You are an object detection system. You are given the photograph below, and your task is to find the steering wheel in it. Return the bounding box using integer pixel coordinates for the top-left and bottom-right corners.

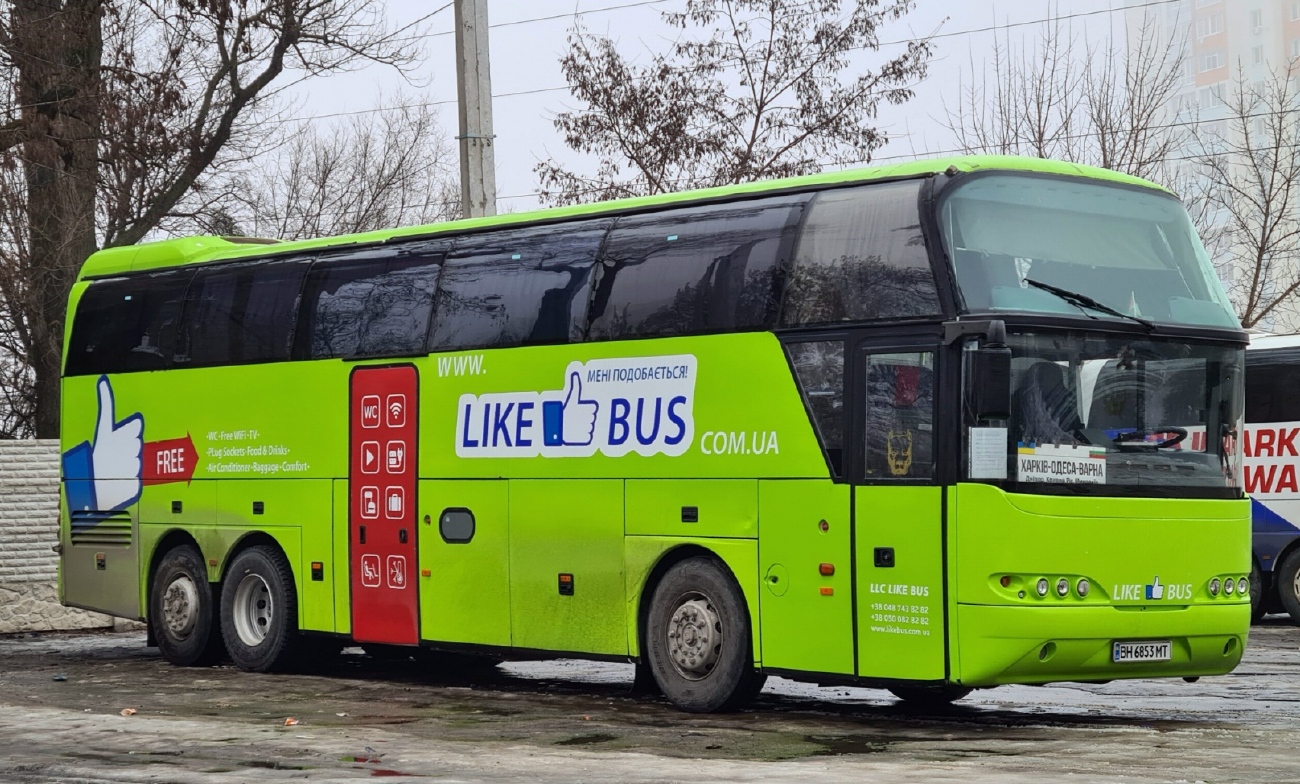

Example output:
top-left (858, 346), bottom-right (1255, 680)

top-left (1112, 426), bottom-right (1188, 449)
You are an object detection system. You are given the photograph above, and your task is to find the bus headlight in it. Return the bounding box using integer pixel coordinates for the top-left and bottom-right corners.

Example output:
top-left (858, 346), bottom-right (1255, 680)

top-left (1036, 578), bottom-right (1049, 597)
top-left (1238, 577), bottom-right (1249, 596)
top-left (1056, 578), bottom-right (1070, 597)
top-left (1209, 578), bottom-right (1220, 596)
top-left (1224, 577), bottom-right (1235, 595)
top-left (1076, 578), bottom-right (1090, 597)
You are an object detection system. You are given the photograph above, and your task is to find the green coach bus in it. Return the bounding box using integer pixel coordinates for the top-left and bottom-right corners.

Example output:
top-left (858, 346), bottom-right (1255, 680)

top-left (59, 155), bottom-right (1249, 710)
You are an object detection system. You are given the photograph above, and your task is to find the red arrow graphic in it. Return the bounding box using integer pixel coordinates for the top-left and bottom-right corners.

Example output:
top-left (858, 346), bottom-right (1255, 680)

top-left (143, 433), bottom-right (199, 485)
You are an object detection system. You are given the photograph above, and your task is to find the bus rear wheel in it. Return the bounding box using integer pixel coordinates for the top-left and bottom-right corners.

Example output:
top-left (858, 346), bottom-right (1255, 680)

top-left (645, 556), bottom-right (760, 713)
top-left (220, 545), bottom-right (300, 672)
top-left (149, 545), bottom-right (223, 666)
top-left (1276, 548), bottom-right (1300, 626)
top-left (888, 685), bottom-right (973, 706)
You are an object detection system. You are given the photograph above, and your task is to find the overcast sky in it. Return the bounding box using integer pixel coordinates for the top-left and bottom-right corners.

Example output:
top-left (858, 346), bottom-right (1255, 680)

top-left (285, 0), bottom-right (1126, 212)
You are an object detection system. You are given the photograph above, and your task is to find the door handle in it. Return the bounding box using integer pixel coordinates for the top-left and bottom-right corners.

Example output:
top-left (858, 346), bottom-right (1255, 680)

top-left (359, 525), bottom-right (367, 545)
top-left (399, 529), bottom-right (408, 544)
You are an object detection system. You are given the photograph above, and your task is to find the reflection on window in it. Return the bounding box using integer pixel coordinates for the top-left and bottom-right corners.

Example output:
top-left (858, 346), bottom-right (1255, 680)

top-left (295, 250), bottom-right (441, 360)
top-left (176, 258), bottom-right (309, 367)
top-left (65, 271), bottom-right (194, 376)
top-left (787, 341), bottom-right (845, 476)
top-left (428, 221), bottom-right (610, 351)
top-left (589, 196), bottom-right (807, 340)
top-left (863, 352), bottom-right (934, 480)
top-left (783, 181), bottom-right (938, 326)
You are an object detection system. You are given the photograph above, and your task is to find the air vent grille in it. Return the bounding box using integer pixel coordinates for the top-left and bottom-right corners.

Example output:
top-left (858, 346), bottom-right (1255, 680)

top-left (69, 511), bottom-right (132, 547)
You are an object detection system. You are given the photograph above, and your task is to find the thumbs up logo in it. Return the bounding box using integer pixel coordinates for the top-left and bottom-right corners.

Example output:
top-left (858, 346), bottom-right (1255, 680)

top-left (1145, 576), bottom-right (1164, 600)
top-left (61, 376), bottom-right (144, 512)
top-left (542, 372), bottom-right (599, 447)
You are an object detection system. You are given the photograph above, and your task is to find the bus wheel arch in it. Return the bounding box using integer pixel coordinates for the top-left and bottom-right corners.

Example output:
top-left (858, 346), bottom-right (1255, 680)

top-left (146, 531), bottom-right (223, 666)
top-left (1273, 545), bottom-right (1300, 626)
top-left (218, 535), bottom-right (301, 672)
top-left (639, 549), bottom-right (764, 712)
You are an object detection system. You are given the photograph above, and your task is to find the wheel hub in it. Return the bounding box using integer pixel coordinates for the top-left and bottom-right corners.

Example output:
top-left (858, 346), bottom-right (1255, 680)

top-left (161, 575), bottom-right (200, 638)
top-left (232, 573), bottom-right (273, 646)
top-left (666, 596), bottom-right (722, 680)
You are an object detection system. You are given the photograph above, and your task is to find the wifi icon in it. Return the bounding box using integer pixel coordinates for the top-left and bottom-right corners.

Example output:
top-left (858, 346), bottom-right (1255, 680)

top-left (385, 394), bottom-right (406, 428)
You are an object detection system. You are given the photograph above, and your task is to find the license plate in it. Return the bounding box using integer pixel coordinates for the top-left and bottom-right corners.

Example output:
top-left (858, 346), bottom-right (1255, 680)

top-left (1112, 640), bottom-right (1172, 663)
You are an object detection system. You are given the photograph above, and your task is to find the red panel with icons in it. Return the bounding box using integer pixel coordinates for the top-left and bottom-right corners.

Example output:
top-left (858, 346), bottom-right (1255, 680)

top-left (349, 365), bottom-right (418, 645)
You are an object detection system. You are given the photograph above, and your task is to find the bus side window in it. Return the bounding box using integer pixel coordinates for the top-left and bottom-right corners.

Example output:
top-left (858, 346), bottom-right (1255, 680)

top-left (787, 340), bottom-right (845, 477)
top-left (782, 181), bottom-right (939, 326)
top-left (176, 258), bottom-right (310, 368)
top-left (862, 352), bottom-right (935, 480)
top-left (294, 251), bottom-right (441, 360)
top-left (1246, 359), bottom-right (1300, 423)
top-left (587, 195), bottom-right (807, 340)
top-left (65, 270), bottom-right (194, 376)
top-left (427, 220), bottom-right (610, 351)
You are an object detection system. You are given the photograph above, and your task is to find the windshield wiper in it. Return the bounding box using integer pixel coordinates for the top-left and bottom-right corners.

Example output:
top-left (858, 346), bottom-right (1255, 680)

top-left (1023, 279), bottom-right (1155, 331)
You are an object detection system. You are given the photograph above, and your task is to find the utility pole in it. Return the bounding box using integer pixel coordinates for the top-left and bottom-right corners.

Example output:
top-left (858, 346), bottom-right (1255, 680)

top-left (453, 0), bottom-right (498, 218)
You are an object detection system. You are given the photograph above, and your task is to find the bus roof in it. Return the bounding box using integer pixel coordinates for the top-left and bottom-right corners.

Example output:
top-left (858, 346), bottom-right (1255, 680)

top-left (78, 154), bottom-right (1165, 280)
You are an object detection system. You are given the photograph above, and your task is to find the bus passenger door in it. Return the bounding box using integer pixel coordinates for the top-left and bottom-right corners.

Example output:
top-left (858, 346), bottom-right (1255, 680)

top-left (348, 365), bottom-right (419, 645)
top-left (852, 346), bottom-right (946, 682)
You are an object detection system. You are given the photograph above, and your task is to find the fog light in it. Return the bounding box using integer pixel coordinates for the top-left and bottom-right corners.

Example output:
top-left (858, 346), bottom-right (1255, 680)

top-left (1036, 578), bottom-right (1049, 597)
top-left (1238, 577), bottom-right (1249, 596)
top-left (1076, 578), bottom-right (1090, 598)
top-left (1056, 577), bottom-right (1070, 597)
top-left (1209, 578), bottom-right (1220, 596)
top-left (1224, 577), bottom-right (1235, 595)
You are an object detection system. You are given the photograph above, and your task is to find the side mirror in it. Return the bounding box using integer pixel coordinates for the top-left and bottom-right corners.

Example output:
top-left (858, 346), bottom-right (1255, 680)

top-left (971, 321), bottom-right (1011, 421)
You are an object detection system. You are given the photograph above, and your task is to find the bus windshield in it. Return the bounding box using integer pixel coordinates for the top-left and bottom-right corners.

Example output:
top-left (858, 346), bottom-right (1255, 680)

top-left (940, 174), bottom-right (1238, 329)
top-left (969, 331), bottom-right (1244, 495)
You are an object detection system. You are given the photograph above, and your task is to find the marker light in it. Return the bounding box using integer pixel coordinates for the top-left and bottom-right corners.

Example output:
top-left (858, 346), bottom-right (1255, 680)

top-left (1036, 578), bottom-right (1049, 597)
top-left (1209, 578), bottom-right (1220, 596)
top-left (1224, 577), bottom-right (1235, 595)
top-left (1238, 577), bottom-right (1249, 596)
top-left (1076, 578), bottom-right (1090, 598)
top-left (1056, 578), bottom-right (1070, 597)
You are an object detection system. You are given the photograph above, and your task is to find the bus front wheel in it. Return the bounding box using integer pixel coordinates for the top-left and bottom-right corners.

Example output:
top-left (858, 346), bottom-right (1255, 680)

top-left (220, 545), bottom-right (300, 672)
top-left (645, 556), bottom-right (760, 713)
top-left (1250, 559), bottom-right (1267, 624)
top-left (149, 545), bottom-right (223, 666)
top-left (1275, 548), bottom-right (1300, 626)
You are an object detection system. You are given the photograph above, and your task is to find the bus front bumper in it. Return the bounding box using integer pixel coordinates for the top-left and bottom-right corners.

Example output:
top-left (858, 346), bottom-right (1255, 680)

top-left (953, 603), bottom-right (1249, 686)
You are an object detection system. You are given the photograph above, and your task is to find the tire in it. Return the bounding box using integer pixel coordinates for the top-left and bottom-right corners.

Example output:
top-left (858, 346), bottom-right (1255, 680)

top-left (645, 556), bottom-right (760, 713)
top-left (1275, 548), bottom-right (1300, 626)
top-left (220, 545), bottom-right (300, 672)
top-left (148, 545), bottom-right (223, 666)
top-left (1250, 559), bottom-right (1267, 624)
top-left (888, 685), bottom-right (973, 706)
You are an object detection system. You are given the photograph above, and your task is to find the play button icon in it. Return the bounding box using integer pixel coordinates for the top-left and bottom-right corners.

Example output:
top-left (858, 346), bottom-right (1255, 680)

top-left (361, 441), bottom-right (380, 474)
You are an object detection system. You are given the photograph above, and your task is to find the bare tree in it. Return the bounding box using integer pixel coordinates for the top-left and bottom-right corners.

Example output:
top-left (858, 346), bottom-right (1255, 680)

top-left (1188, 66), bottom-right (1300, 330)
top-left (0, 0), bottom-right (427, 437)
top-left (537, 0), bottom-right (934, 206)
top-left (943, 11), bottom-right (1187, 181)
top-left (211, 100), bottom-right (460, 242)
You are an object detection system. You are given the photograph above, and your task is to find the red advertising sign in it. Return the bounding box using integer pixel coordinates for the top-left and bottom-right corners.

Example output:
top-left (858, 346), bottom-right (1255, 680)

top-left (349, 366), bottom-right (419, 645)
